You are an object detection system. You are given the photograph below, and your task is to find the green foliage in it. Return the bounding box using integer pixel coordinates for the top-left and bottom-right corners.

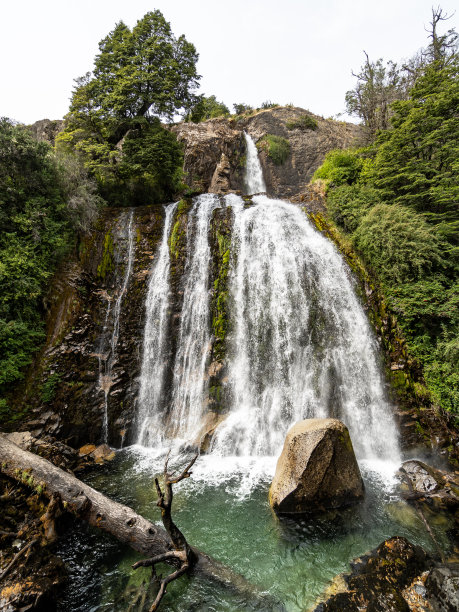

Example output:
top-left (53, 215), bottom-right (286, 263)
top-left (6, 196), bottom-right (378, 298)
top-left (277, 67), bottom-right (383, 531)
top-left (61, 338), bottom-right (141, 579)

top-left (286, 114), bottom-right (318, 131)
top-left (313, 149), bottom-right (364, 186)
top-left (58, 10), bottom-right (199, 205)
top-left (186, 96), bottom-right (230, 122)
top-left (327, 185), bottom-right (381, 232)
top-left (257, 134), bottom-right (290, 165)
top-left (354, 204), bottom-right (447, 284)
top-left (0, 119), bottom-right (100, 408)
top-left (40, 372), bottom-right (62, 403)
top-left (233, 103), bottom-right (253, 115)
top-left (260, 101), bottom-right (279, 109)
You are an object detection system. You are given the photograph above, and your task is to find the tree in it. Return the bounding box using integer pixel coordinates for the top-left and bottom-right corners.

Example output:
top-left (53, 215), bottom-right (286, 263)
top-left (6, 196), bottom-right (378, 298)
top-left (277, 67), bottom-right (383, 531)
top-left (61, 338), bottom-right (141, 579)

top-left (425, 6), bottom-right (458, 67)
top-left (58, 10), bottom-right (200, 204)
top-left (185, 95), bottom-right (230, 122)
top-left (370, 60), bottom-right (459, 242)
top-left (345, 52), bottom-right (405, 137)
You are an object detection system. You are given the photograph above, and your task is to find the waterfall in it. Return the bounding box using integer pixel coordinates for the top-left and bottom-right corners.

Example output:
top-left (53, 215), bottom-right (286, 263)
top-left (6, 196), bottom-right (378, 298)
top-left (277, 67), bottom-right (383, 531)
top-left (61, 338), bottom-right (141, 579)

top-left (212, 195), bottom-right (400, 464)
top-left (137, 202), bottom-right (178, 446)
top-left (244, 131), bottom-right (266, 194)
top-left (209, 135), bottom-right (400, 468)
top-left (168, 194), bottom-right (219, 442)
top-left (98, 210), bottom-right (135, 443)
top-left (137, 195), bottom-right (219, 448)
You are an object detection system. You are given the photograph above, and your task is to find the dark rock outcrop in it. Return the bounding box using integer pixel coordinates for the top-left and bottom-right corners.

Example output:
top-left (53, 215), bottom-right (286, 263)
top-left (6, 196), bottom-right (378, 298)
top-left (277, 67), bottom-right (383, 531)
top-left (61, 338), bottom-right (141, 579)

top-left (269, 418), bottom-right (364, 514)
top-left (27, 118), bottom-right (63, 145)
top-left (314, 537), bottom-right (433, 611)
top-left (426, 564), bottom-right (459, 611)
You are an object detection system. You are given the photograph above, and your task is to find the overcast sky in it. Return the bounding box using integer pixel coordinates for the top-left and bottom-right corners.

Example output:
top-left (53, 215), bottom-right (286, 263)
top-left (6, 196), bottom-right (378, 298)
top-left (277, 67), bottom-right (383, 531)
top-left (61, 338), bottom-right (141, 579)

top-left (2, 0), bottom-right (458, 125)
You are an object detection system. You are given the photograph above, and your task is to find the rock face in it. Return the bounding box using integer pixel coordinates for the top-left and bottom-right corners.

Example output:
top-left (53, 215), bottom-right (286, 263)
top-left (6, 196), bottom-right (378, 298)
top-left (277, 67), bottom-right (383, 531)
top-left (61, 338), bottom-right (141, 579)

top-left (172, 107), bottom-right (363, 199)
top-left (269, 418), bottom-right (364, 514)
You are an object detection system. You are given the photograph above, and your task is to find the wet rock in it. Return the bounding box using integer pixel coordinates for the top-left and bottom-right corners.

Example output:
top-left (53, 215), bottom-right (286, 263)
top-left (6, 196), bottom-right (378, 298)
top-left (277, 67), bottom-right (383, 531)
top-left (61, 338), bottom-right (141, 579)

top-left (269, 418), bottom-right (364, 514)
top-left (194, 412), bottom-right (227, 453)
top-left (91, 444), bottom-right (116, 463)
top-left (401, 460), bottom-right (442, 494)
top-left (398, 460), bottom-right (459, 512)
top-left (426, 564), bottom-right (459, 611)
top-left (314, 537), bottom-right (433, 611)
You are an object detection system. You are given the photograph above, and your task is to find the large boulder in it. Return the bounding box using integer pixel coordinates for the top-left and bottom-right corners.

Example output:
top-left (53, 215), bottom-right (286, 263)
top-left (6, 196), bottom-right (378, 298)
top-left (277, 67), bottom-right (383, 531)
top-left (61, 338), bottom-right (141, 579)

top-left (269, 418), bottom-right (364, 514)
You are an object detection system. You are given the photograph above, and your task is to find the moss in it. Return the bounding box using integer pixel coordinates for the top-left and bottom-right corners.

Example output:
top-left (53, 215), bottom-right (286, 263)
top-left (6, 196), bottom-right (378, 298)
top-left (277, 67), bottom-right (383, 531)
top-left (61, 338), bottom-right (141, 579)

top-left (212, 229), bottom-right (231, 361)
top-left (97, 230), bottom-right (114, 279)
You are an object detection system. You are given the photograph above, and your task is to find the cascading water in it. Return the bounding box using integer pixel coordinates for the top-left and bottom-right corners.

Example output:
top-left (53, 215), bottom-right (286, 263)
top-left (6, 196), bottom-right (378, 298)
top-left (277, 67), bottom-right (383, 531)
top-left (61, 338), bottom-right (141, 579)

top-left (244, 131), bottom-right (266, 194)
top-left (137, 194), bottom-right (219, 448)
top-left (136, 202), bottom-right (178, 446)
top-left (210, 135), bottom-right (400, 476)
top-left (168, 194), bottom-right (219, 441)
top-left (98, 210), bottom-right (135, 443)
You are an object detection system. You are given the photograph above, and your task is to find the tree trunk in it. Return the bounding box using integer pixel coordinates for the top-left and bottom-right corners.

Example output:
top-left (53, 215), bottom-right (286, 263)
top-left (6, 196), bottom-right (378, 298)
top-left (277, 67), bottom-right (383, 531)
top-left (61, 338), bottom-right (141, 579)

top-left (0, 434), bottom-right (280, 609)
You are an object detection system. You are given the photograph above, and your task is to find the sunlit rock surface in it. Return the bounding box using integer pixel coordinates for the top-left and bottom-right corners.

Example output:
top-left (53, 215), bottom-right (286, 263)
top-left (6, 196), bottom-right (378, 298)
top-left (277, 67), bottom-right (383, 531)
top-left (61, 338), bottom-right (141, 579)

top-left (269, 418), bottom-right (364, 514)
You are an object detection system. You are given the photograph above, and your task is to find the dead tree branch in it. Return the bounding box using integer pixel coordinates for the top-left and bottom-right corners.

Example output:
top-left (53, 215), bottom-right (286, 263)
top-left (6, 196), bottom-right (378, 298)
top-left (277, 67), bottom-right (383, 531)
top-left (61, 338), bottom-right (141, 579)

top-left (132, 452), bottom-right (199, 612)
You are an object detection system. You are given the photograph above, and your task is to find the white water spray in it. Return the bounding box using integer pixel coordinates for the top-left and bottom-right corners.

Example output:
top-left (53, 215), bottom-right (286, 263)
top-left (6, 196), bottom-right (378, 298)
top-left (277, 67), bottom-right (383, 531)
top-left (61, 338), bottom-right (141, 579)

top-left (137, 202), bottom-right (178, 446)
top-left (167, 194), bottom-right (220, 442)
top-left (244, 132), bottom-right (266, 194)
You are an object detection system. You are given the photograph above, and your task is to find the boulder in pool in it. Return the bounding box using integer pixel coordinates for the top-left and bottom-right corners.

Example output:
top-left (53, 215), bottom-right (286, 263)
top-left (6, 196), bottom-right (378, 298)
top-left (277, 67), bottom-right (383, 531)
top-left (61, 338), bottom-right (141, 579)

top-left (269, 418), bottom-right (364, 514)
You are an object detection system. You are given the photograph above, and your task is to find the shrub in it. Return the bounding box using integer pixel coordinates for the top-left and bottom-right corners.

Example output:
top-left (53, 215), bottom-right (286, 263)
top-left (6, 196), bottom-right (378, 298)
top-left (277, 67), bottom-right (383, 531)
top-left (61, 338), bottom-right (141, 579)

top-left (327, 185), bottom-right (381, 233)
top-left (233, 103), bottom-right (253, 115)
top-left (260, 101), bottom-right (279, 109)
top-left (353, 204), bottom-right (447, 284)
top-left (286, 114), bottom-right (318, 131)
top-left (257, 134), bottom-right (290, 165)
top-left (313, 149), bottom-right (364, 186)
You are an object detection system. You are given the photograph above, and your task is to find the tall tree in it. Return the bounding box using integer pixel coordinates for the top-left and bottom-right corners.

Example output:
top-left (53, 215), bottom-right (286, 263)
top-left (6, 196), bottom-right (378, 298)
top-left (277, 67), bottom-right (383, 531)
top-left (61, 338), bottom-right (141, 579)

top-left (58, 10), bottom-right (200, 205)
top-left (345, 52), bottom-right (404, 138)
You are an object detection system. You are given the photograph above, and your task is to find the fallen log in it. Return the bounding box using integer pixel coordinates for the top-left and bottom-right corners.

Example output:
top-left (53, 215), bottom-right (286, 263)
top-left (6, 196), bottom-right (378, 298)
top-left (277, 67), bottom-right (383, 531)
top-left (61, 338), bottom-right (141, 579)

top-left (0, 434), bottom-right (282, 610)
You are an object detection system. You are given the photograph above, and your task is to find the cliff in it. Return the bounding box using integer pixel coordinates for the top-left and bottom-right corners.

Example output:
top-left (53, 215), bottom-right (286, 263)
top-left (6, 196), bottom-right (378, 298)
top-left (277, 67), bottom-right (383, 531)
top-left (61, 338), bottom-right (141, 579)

top-left (172, 106), bottom-right (363, 197)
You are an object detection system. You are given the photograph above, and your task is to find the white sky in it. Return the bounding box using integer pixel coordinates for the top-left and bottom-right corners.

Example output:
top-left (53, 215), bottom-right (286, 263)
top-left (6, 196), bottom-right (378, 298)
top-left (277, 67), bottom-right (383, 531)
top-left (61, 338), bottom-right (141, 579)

top-left (1, 0), bottom-right (458, 125)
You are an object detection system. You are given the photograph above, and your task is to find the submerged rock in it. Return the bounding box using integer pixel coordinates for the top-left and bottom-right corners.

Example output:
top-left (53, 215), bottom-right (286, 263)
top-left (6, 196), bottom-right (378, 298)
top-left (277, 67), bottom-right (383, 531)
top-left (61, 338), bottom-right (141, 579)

top-left (313, 537), bottom-right (433, 611)
top-left (269, 418), bottom-right (364, 514)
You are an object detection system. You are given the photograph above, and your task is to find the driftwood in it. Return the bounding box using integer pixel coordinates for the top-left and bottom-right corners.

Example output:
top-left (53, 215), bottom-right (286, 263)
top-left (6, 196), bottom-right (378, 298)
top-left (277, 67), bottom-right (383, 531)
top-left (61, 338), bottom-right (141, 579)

top-left (132, 452), bottom-right (199, 611)
top-left (0, 434), bottom-right (280, 610)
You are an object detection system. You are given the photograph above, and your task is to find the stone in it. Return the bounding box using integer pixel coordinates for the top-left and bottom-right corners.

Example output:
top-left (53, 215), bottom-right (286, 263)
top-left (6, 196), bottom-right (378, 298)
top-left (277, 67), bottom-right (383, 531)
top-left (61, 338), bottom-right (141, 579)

top-left (426, 564), bottom-right (459, 611)
top-left (209, 153), bottom-right (232, 193)
top-left (194, 412), bottom-right (227, 453)
top-left (400, 460), bottom-right (442, 494)
top-left (91, 444), bottom-right (116, 463)
top-left (313, 537), bottom-right (433, 611)
top-left (269, 418), bottom-right (364, 514)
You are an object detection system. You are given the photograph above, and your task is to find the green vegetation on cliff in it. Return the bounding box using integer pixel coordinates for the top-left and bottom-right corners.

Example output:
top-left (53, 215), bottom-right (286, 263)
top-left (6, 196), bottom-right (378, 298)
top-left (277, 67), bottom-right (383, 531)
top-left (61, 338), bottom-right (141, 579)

top-left (314, 46), bottom-right (459, 416)
top-left (0, 119), bottom-right (101, 413)
top-left (58, 10), bottom-right (200, 206)
top-left (257, 134), bottom-right (291, 165)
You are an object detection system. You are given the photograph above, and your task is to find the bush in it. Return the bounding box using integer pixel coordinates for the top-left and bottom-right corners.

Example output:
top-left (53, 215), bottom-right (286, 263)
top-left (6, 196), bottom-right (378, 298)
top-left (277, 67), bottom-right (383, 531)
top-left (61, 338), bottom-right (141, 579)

top-left (185, 95), bottom-right (230, 122)
top-left (257, 134), bottom-right (290, 165)
top-left (260, 101), bottom-right (279, 109)
top-left (327, 185), bottom-right (381, 232)
top-left (286, 114), bottom-right (318, 131)
top-left (353, 204), bottom-right (447, 284)
top-left (233, 103), bottom-right (253, 115)
top-left (313, 149), bottom-right (364, 186)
